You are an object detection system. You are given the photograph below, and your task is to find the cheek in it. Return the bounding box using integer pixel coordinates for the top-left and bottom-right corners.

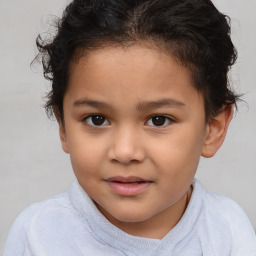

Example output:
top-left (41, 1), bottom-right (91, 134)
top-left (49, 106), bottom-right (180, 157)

top-left (150, 126), bottom-right (205, 172)
top-left (69, 143), bottom-right (104, 194)
top-left (68, 135), bottom-right (106, 176)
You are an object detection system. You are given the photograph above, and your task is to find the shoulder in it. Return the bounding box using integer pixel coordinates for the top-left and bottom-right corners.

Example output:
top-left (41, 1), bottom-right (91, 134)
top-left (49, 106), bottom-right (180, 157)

top-left (193, 179), bottom-right (251, 223)
top-left (202, 186), bottom-right (252, 229)
top-left (12, 192), bottom-right (73, 228)
top-left (4, 192), bottom-right (80, 255)
top-left (193, 180), bottom-right (256, 255)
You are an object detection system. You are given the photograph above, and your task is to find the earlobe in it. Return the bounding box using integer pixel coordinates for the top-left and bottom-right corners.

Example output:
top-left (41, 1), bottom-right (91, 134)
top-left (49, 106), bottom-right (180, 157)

top-left (201, 106), bottom-right (233, 158)
top-left (54, 108), bottom-right (70, 154)
top-left (59, 124), bottom-right (70, 154)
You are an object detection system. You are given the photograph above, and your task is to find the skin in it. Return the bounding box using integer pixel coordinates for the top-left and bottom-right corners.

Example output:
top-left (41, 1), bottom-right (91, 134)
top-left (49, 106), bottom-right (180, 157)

top-left (57, 45), bottom-right (232, 239)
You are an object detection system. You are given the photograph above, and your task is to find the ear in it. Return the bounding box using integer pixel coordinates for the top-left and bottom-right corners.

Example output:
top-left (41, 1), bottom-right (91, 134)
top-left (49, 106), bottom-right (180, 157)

top-left (54, 108), bottom-right (70, 154)
top-left (201, 106), bottom-right (233, 158)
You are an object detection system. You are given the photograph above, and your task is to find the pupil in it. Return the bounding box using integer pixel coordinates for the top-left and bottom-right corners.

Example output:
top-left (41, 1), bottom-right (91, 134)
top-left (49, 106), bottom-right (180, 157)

top-left (152, 116), bottom-right (165, 126)
top-left (92, 115), bottom-right (105, 125)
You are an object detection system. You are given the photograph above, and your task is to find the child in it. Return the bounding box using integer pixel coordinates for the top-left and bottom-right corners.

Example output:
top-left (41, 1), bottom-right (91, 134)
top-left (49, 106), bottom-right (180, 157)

top-left (4, 0), bottom-right (256, 255)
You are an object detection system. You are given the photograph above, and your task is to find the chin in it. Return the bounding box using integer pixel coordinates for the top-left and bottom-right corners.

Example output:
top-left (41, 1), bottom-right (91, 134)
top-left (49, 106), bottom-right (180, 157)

top-left (96, 200), bottom-right (155, 223)
top-left (110, 209), bottom-right (153, 223)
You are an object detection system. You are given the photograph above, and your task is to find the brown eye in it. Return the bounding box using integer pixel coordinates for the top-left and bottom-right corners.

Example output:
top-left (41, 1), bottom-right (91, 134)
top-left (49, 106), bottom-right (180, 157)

top-left (84, 115), bottom-right (110, 126)
top-left (152, 116), bottom-right (166, 126)
top-left (146, 115), bottom-right (173, 127)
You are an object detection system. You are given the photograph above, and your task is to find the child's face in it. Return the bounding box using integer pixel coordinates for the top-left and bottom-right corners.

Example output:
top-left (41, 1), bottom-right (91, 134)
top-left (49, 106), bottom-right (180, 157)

top-left (60, 45), bottom-right (211, 235)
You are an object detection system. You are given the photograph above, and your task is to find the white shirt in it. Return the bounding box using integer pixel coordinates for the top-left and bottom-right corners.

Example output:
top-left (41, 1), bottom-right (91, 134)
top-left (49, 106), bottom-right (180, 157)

top-left (4, 179), bottom-right (256, 256)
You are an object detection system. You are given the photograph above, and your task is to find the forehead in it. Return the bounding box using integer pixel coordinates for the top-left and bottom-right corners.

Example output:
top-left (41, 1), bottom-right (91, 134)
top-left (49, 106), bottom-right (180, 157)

top-left (66, 45), bottom-right (202, 110)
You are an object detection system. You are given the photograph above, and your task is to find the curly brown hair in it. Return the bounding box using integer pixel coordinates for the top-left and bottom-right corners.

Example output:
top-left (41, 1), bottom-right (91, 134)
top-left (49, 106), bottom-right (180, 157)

top-left (36, 0), bottom-right (239, 123)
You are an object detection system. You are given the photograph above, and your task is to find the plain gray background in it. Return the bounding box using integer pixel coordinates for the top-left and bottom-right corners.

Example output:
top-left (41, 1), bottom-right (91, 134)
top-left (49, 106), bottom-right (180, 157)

top-left (0, 0), bottom-right (255, 253)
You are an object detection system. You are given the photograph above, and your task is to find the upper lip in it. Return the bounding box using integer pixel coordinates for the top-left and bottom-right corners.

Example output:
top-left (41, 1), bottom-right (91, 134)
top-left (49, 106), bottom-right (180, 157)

top-left (105, 176), bottom-right (150, 183)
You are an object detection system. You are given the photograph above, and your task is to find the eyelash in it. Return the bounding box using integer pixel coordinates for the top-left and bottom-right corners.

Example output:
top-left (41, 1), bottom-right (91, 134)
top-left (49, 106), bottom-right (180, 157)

top-left (82, 114), bottom-right (110, 127)
top-left (83, 114), bottom-right (175, 128)
top-left (145, 115), bottom-right (174, 127)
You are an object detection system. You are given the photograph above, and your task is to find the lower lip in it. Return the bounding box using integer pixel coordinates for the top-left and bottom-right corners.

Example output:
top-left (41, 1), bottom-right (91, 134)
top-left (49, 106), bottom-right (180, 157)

top-left (107, 181), bottom-right (152, 196)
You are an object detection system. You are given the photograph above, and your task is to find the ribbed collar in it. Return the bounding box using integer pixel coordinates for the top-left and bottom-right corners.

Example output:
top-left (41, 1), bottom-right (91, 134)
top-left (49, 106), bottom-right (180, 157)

top-left (68, 179), bottom-right (205, 255)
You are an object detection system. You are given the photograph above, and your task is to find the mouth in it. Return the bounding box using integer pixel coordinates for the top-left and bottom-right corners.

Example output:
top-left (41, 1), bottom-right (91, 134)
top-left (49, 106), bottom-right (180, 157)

top-left (105, 176), bottom-right (153, 196)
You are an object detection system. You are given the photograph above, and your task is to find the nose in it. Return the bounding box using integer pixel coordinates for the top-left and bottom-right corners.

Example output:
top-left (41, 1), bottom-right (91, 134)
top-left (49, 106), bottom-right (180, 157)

top-left (107, 126), bottom-right (146, 165)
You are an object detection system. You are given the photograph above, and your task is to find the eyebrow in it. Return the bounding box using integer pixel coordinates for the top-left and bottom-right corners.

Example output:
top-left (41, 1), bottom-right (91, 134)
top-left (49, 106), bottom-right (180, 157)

top-left (73, 98), bottom-right (113, 110)
top-left (73, 98), bottom-right (185, 111)
top-left (136, 98), bottom-right (185, 111)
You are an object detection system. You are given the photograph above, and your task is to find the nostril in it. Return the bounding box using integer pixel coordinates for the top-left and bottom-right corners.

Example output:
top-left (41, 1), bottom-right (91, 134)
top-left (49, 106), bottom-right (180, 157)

top-left (110, 158), bottom-right (140, 165)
